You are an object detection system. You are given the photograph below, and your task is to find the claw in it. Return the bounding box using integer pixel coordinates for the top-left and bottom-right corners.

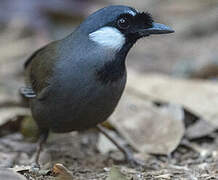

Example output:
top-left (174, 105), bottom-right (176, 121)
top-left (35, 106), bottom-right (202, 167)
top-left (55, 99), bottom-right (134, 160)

top-left (29, 162), bottom-right (40, 174)
top-left (124, 151), bottom-right (145, 168)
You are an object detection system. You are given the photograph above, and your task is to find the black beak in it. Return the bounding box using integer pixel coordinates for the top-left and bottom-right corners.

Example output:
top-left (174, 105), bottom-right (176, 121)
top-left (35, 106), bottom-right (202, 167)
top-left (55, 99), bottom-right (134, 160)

top-left (139, 22), bottom-right (174, 36)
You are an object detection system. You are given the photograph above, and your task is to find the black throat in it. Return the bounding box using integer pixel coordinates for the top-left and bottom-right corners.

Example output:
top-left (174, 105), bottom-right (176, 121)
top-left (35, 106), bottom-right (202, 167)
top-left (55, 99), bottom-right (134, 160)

top-left (96, 41), bottom-right (135, 84)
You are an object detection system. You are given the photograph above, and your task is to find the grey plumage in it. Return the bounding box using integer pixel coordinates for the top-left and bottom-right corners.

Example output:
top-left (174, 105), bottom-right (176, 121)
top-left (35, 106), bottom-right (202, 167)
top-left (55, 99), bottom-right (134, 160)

top-left (21, 5), bottom-right (174, 165)
top-left (24, 6), bottom-right (134, 132)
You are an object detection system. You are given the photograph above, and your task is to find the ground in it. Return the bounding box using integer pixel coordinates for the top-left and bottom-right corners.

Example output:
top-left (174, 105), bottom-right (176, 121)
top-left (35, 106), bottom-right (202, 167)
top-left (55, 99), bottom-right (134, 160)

top-left (0, 0), bottom-right (218, 179)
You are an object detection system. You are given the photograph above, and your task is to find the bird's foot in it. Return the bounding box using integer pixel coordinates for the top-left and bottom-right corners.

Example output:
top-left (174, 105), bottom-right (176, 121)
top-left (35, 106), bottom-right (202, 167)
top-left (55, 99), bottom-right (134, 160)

top-left (29, 162), bottom-right (40, 174)
top-left (124, 151), bottom-right (145, 168)
top-left (124, 151), bottom-right (156, 170)
top-left (29, 162), bottom-right (50, 175)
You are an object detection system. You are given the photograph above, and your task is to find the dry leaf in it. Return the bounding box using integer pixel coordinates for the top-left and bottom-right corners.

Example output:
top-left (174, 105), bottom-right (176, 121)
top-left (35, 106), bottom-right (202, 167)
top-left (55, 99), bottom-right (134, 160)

top-left (186, 119), bottom-right (216, 139)
top-left (127, 70), bottom-right (218, 128)
top-left (52, 163), bottom-right (73, 180)
top-left (11, 165), bottom-right (31, 173)
top-left (110, 93), bottom-right (185, 155)
top-left (0, 168), bottom-right (26, 180)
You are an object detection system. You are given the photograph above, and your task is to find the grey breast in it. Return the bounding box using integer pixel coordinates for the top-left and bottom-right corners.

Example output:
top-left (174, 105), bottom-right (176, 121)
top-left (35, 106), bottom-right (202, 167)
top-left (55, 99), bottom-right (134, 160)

top-left (39, 35), bottom-right (127, 132)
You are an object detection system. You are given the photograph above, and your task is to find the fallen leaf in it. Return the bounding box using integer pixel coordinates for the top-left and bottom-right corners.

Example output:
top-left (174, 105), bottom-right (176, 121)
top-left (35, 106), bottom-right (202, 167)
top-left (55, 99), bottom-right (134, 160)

top-left (0, 168), bottom-right (26, 180)
top-left (10, 165), bottom-right (31, 173)
top-left (110, 92), bottom-right (185, 155)
top-left (52, 163), bottom-right (73, 180)
top-left (106, 167), bottom-right (127, 180)
top-left (127, 70), bottom-right (218, 128)
top-left (186, 119), bottom-right (216, 139)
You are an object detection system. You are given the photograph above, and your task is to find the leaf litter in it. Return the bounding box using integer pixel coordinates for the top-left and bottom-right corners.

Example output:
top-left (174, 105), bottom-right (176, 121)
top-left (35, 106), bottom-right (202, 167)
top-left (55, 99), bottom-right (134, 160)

top-left (109, 92), bottom-right (185, 155)
top-left (1, 0), bottom-right (218, 179)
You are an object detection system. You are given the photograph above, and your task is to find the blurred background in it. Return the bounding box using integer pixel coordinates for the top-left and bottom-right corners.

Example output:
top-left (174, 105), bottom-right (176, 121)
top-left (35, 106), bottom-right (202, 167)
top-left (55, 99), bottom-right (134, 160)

top-left (1, 0), bottom-right (218, 101)
top-left (1, 0), bottom-right (218, 179)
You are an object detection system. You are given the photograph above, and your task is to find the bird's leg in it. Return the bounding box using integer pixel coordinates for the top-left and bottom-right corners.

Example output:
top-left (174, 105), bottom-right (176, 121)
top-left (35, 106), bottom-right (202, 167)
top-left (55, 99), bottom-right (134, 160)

top-left (96, 125), bottom-right (145, 167)
top-left (33, 130), bottom-right (49, 168)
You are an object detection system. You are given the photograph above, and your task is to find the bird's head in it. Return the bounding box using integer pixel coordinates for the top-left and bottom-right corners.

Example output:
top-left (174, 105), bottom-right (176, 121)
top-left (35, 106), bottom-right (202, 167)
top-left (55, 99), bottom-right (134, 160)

top-left (77, 5), bottom-right (174, 52)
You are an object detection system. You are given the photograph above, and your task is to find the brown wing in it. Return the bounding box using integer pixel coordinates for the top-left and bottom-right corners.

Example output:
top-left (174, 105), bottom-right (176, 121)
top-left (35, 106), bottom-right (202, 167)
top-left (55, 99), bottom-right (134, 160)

top-left (21, 41), bottom-right (58, 99)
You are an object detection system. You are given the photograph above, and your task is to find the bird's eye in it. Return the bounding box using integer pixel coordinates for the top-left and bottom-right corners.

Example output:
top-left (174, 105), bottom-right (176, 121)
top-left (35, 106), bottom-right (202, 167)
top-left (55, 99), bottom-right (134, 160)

top-left (117, 18), bottom-right (130, 29)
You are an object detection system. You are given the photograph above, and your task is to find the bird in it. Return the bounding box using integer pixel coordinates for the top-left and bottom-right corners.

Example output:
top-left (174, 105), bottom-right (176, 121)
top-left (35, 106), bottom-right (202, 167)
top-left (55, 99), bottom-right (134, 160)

top-left (20, 5), bottom-right (174, 167)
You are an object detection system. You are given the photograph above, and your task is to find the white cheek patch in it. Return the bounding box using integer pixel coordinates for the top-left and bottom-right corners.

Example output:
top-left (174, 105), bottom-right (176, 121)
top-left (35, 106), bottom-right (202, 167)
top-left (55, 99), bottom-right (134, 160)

top-left (89, 26), bottom-right (125, 51)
